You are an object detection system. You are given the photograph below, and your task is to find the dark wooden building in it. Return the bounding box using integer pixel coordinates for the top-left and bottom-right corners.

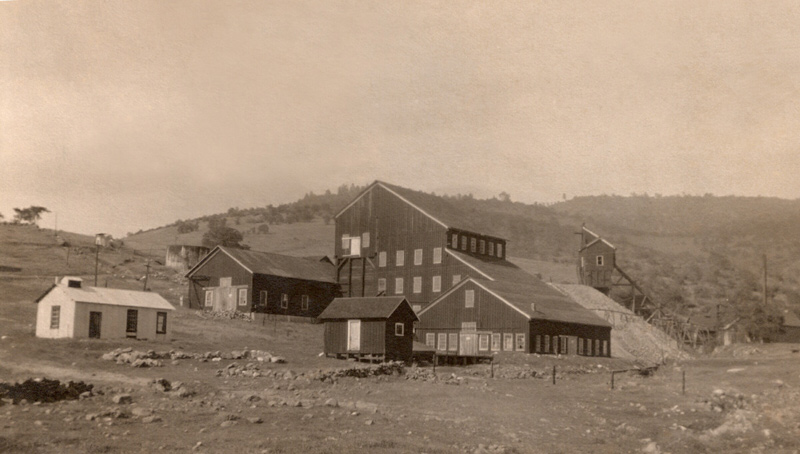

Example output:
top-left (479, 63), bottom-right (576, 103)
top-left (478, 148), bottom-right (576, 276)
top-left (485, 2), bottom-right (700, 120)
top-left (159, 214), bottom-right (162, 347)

top-left (577, 226), bottom-right (616, 292)
top-left (185, 246), bottom-right (338, 317)
top-left (772, 310), bottom-right (800, 343)
top-left (318, 296), bottom-right (418, 362)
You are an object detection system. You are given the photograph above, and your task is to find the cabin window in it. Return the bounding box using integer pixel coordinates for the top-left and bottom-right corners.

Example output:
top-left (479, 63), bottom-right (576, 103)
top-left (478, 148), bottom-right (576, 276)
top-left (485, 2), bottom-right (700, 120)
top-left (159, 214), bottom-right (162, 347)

top-left (560, 337), bottom-right (568, 354)
top-left (238, 288), bottom-right (248, 306)
top-left (470, 238), bottom-right (477, 253)
top-left (448, 333), bottom-right (458, 351)
top-left (516, 334), bottom-right (525, 351)
top-left (126, 309), bottom-right (138, 335)
top-left (461, 236), bottom-right (467, 251)
top-left (281, 293), bottom-right (289, 309)
top-left (301, 295), bottom-right (309, 311)
top-left (394, 278), bottom-right (404, 294)
top-left (433, 247), bottom-right (442, 264)
top-left (452, 274), bottom-right (461, 286)
top-left (396, 250), bottom-right (405, 267)
top-left (544, 335), bottom-right (550, 353)
top-left (414, 249), bottom-right (423, 265)
top-left (596, 256), bottom-right (604, 266)
top-left (413, 277), bottom-right (422, 294)
top-left (50, 306), bottom-right (60, 329)
top-left (219, 277), bottom-right (232, 287)
top-left (362, 232), bottom-right (370, 248)
top-left (412, 304), bottom-right (421, 312)
top-left (204, 290), bottom-right (213, 307)
top-left (479, 334), bottom-right (489, 351)
top-left (479, 240), bottom-right (485, 254)
top-left (465, 290), bottom-right (475, 308)
top-left (378, 251), bottom-right (387, 267)
top-left (491, 333), bottom-right (501, 351)
top-left (426, 333), bottom-right (435, 348)
top-left (432, 275), bottom-right (441, 292)
top-left (377, 278), bottom-right (386, 293)
top-left (260, 290), bottom-right (268, 308)
top-left (437, 333), bottom-right (447, 351)
top-left (497, 244), bottom-right (503, 258)
top-left (395, 323), bottom-right (404, 336)
top-left (535, 335), bottom-right (541, 353)
top-left (503, 333), bottom-right (513, 351)
top-left (603, 340), bottom-right (608, 357)
top-left (156, 312), bottom-right (167, 334)
top-left (488, 242), bottom-right (494, 256)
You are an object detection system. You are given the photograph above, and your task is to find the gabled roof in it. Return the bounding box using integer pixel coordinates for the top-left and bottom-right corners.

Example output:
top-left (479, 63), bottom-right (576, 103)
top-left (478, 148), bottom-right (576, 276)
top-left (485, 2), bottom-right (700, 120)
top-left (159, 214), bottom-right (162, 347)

top-left (335, 181), bottom-right (506, 239)
top-left (186, 246), bottom-right (336, 283)
top-left (318, 296), bottom-right (418, 321)
top-left (579, 226), bottom-right (616, 251)
top-left (37, 284), bottom-right (175, 311)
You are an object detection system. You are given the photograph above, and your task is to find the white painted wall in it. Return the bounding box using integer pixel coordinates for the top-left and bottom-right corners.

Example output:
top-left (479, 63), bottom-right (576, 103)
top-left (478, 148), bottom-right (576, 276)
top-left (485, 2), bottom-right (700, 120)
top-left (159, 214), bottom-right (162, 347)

top-left (35, 289), bottom-right (76, 338)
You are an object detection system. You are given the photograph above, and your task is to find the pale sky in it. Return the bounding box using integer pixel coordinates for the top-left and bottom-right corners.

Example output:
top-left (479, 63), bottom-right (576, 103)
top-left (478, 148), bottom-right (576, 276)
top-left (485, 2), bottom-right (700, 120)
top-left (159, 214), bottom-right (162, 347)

top-left (2, 1), bottom-right (799, 237)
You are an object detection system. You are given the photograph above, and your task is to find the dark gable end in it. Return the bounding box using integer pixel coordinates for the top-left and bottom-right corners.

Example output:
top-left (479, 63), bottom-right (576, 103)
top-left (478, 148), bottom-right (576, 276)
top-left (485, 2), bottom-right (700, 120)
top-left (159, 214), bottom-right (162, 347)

top-left (319, 296), bottom-right (418, 321)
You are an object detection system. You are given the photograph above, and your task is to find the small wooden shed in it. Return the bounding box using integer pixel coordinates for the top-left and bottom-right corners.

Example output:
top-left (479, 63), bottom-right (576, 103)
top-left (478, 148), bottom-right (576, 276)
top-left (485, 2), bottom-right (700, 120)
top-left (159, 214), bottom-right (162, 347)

top-left (318, 297), bottom-right (419, 362)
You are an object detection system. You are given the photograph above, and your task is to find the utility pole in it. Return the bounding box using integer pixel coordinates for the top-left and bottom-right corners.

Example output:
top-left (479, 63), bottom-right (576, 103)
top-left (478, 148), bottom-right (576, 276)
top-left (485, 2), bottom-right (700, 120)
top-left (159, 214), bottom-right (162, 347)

top-left (94, 243), bottom-right (100, 286)
top-left (143, 259), bottom-right (151, 291)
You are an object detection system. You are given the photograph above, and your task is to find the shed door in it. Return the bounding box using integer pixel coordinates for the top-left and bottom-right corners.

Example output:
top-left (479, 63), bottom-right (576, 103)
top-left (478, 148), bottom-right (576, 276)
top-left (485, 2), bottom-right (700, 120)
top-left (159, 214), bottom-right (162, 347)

top-left (459, 333), bottom-right (477, 356)
top-left (89, 312), bottom-right (102, 339)
top-left (347, 320), bottom-right (361, 351)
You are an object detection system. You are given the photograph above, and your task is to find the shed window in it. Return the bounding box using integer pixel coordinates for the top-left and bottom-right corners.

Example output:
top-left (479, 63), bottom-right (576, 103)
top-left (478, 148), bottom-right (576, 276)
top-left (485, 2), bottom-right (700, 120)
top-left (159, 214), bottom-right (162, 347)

top-left (260, 290), bottom-right (268, 307)
top-left (156, 312), bottom-right (167, 334)
top-left (535, 335), bottom-right (541, 353)
top-left (465, 289), bottom-right (475, 308)
top-left (126, 309), bottom-right (138, 334)
top-left (341, 235), bottom-right (350, 250)
top-left (479, 334), bottom-right (489, 351)
top-left (470, 238), bottom-right (477, 253)
top-left (491, 333), bottom-right (501, 351)
top-left (596, 256), bottom-right (604, 266)
top-left (396, 250), bottom-right (405, 267)
top-left (395, 323), bottom-right (404, 336)
top-left (479, 240), bottom-right (485, 254)
top-left (219, 277), bottom-right (232, 287)
top-left (394, 278), bottom-right (403, 294)
top-left (301, 295), bottom-right (309, 311)
top-left (204, 290), bottom-right (213, 307)
top-left (497, 244), bottom-right (503, 258)
top-left (378, 251), bottom-right (387, 267)
top-left (515, 333), bottom-right (525, 351)
top-left (595, 339), bottom-right (601, 357)
top-left (448, 333), bottom-right (458, 351)
top-left (603, 340), bottom-right (608, 357)
top-left (432, 275), bottom-right (441, 292)
top-left (433, 247), bottom-right (442, 264)
top-left (437, 333), bottom-right (447, 351)
top-left (544, 335), bottom-right (550, 353)
top-left (552, 336), bottom-right (559, 354)
top-left (414, 249), bottom-right (422, 265)
top-left (451, 233), bottom-right (458, 248)
top-left (377, 278), bottom-right (386, 293)
top-left (503, 333), bottom-right (513, 351)
top-left (238, 288), bottom-right (248, 306)
top-left (578, 338), bottom-right (584, 355)
top-left (50, 306), bottom-right (60, 329)
top-left (560, 337), bottom-right (568, 354)
top-left (426, 333), bottom-right (435, 348)
top-left (488, 242), bottom-right (494, 256)
top-left (413, 277), bottom-right (422, 294)
top-left (452, 274), bottom-right (461, 286)
top-left (362, 232), bottom-right (370, 248)
top-left (461, 236), bottom-right (467, 251)
top-left (281, 293), bottom-right (289, 309)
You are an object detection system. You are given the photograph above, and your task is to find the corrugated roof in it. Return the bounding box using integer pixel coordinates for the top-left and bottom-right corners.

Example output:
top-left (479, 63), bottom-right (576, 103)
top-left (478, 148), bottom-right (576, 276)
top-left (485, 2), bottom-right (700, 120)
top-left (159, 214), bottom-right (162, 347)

top-left (54, 285), bottom-right (175, 310)
top-left (318, 296), bottom-right (417, 320)
top-left (188, 246), bottom-right (336, 283)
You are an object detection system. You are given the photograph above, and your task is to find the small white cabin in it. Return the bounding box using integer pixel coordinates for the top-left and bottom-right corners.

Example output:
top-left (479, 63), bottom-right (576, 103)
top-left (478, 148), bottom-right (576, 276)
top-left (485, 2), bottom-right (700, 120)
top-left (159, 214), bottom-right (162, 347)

top-left (35, 277), bottom-right (175, 340)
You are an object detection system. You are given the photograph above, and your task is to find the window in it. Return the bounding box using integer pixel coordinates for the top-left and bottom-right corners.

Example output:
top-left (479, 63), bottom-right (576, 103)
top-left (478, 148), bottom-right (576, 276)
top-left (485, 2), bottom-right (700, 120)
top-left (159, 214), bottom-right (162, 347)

top-left (586, 339), bottom-right (594, 357)
top-left (515, 334), bottom-right (525, 351)
top-left (560, 337), bottom-right (568, 354)
top-left (301, 295), bottom-right (309, 311)
top-left (362, 232), bottom-right (370, 248)
top-left (603, 340), bottom-right (608, 357)
top-left (535, 335), bottom-right (541, 353)
top-left (451, 233), bottom-right (458, 248)
top-left (414, 249), bottom-right (422, 265)
top-left (126, 309), bottom-right (138, 334)
top-left (281, 293), bottom-right (289, 309)
top-left (578, 338), bottom-right (584, 355)
top-left (461, 236), bottom-right (467, 251)
top-left (219, 277), bottom-right (232, 287)
top-left (452, 274), bottom-right (461, 286)
top-left (461, 322), bottom-right (476, 331)
top-left (503, 333), bottom-right (513, 351)
top-left (50, 306), bottom-right (60, 329)
top-left (479, 240), bottom-right (485, 254)
top-left (412, 304), bottom-right (421, 312)
top-left (394, 277), bottom-right (403, 294)
top-left (432, 275), bottom-right (441, 292)
top-left (552, 336), bottom-right (559, 354)
top-left (426, 333), bottom-right (435, 347)
top-left (204, 290), bottom-right (213, 307)
top-left (488, 242), bottom-right (494, 256)
top-left (479, 334), bottom-right (489, 351)
top-left (395, 323), bottom-right (404, 336)
top-left (595, 339), bottom-right (601, 356)
top-left (433, 247), bottom-right (442, 264)
top-left (448, 333), bottom-right (458, 351)
top-left (341, 235), bottom-right (350, 250)
top-left (156, 312), bottom-right (167, 334)
top-left (465, 289), bottom-right (474, 308)
top-left (396, 250), bottom-right (405, 266)
top-left (238, 288), bottom-right (248, 306)
top-left (378, 251), bottom-right (387, 267)
top-left (497, 244), bottom-right (503, 258)
top-left (437, 333), bottom-right (447, 351)
top-left (413, 277), bottom-right (422, 294)
top-left (260, 290), bottom-right (268, 307)
top-left (596, 255), bottom-right (604, 266)
top-left (377, 278), bottom-right (386, 293)
top-left (470, 238), bottom-right (477, 253)
top-left (491, 333), bottom-right (501, 351)
top-left (544, 335), bottom-right (550, 352)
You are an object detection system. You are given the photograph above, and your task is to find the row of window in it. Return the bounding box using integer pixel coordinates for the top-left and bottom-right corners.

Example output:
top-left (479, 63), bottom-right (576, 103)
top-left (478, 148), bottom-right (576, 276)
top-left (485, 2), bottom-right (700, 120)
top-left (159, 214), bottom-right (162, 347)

top-left (425, 332), bottom-right (526, 352)
top-left (378, 274), bottom-right (463, 295)
top-left (580, 256), bottom-right (606, 267)
top-left (49, 306), bottom-right (167, 335)
top-left (377, 247), bottom-right (443, 268)
top-left (450, 233), bottom-right (504, 259)
top-left (532, 335), bottom-right (608, 357)
top-left (204, 289), bottom-right (311, 311)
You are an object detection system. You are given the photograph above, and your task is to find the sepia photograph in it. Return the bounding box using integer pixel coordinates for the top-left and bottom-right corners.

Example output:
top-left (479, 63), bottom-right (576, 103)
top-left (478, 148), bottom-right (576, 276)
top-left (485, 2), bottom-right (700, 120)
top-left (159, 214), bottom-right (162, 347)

top-left (1, 1), bottom-right (799, 453)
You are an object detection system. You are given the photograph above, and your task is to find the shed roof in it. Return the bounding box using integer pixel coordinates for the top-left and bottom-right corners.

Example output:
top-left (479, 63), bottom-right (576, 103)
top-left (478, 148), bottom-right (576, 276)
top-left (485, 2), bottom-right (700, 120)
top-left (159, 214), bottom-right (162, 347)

top-left (336, 181), bottom-right (507, 239)
top-left (37, 284), bottom-right (175, 311)
top-left (186, 246), bottom-right (336, 283)
top-left (318, 296), bottom-right (418, 321)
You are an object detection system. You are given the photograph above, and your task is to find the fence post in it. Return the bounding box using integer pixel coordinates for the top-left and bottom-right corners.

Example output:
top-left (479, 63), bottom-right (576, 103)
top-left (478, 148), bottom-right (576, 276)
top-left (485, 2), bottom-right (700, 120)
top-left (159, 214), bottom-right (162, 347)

top-left (611, 371), bottom-right (615, 390)
top-left (682, 370), bottom-right (686, 395)
top-left (433, 353), bottom-right (436, 375)
top-left (552, 365), bottom-right (556, 385)
top-left (490, 357), bottom-right (494, 378)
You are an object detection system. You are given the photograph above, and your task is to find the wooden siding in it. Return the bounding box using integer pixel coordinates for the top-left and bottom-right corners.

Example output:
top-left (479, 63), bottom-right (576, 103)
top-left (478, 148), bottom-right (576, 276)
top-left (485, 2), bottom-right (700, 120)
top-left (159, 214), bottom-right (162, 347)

top-left (580, 241), bottom-right (615, 289)
top-left (323, 319), bottom-right (386, 355)
top-left (529, 319), bottom-right (611, 357)
top-left (72, 302), bottom-right (169, 340)
top-left (384, 303), bottom-right (418, 361)
top-left (252, 274), bottom-right (338, 318)
top-left (187, 250), bottom-right (252, 309)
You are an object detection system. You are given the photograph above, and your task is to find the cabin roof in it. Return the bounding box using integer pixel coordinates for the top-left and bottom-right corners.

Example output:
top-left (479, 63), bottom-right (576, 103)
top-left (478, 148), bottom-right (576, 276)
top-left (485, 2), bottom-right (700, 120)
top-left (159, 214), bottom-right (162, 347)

top-left (37, 285), bottom-right (175, 311)
top-left (186, 246), bottom-right (336, 283)
top-left (318, 296), bottom-right (418, 321)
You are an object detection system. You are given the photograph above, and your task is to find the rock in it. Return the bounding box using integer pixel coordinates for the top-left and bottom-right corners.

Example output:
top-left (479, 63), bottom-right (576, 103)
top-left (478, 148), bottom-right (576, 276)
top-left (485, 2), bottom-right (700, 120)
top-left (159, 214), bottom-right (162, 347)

top-left (142, 415), bottom-right (162, 424)
top-left (247, 417), bottom-right (263, 424)
top-left (324, 398), bottom-right (338, 407)
top-left (192, 442), bottom-right (203, 451)
top-left (270, 356), bottom-right (286, 364)
top-left (112, 394), bottom-right (133, 405)
top-left (355, 401), bottom-right (378, 414)
top-left (131, 407), bottom-right (152, 417)
top-left (642, 441), bottom-right (660, 453)
top-left (364, 419), bottom-right (374, 426)
top-left (220, 420), bottom-right (236, 428)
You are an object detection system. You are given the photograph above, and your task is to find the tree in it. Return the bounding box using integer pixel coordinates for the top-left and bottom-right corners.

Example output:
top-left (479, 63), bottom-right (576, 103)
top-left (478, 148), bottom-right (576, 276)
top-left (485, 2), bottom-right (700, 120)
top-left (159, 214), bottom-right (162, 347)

top-left (202, 222), bottom-right (248, 249)
top-left (13, 206), bottom-right (50, 225)
top-left (498, 192), bottom-right (511, 203)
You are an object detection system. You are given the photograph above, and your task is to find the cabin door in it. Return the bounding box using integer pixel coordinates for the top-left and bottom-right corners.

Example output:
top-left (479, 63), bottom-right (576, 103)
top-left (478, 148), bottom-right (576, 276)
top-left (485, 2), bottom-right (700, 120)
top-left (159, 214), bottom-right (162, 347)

top-left (459, 333), bottom-right (477, 356)
top-left (89, 312), bottom-right (102, 338)
top-left (347, 320), bottom-right (361, 351)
